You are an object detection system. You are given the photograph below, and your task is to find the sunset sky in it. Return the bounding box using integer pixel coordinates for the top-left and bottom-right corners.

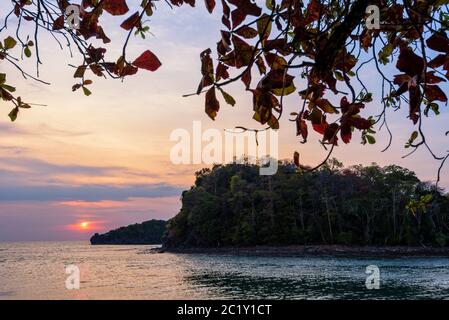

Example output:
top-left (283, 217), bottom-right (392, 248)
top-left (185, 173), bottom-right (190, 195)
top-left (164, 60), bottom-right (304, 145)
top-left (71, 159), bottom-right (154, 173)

top-left (0, 2), bottom-right (448, 241)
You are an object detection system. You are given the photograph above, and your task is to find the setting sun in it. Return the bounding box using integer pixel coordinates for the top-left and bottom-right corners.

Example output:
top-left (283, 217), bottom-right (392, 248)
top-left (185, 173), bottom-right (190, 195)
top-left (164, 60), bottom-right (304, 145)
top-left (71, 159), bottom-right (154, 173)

top-left (80, 222), bottom-right (89, 230)
top-left (64, 220), bottom-right (102, 233)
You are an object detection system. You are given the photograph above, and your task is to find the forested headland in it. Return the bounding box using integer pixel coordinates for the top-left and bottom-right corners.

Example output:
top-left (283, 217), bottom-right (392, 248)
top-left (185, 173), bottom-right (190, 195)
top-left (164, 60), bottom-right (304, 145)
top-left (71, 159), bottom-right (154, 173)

top-left (163, 160), bottom-right (449, 248)
top-left (91, 219), bottom-right (166, 245)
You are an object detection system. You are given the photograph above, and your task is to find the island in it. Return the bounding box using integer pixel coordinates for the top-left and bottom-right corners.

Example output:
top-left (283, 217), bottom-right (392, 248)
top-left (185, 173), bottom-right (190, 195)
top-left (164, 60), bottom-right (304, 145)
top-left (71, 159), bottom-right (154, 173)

top-left (91, 159), bottom-right (449, 256)
top-left (90, 219), bottom-right (167, 245)
top-left (162, 159), bottom-right (449, 255)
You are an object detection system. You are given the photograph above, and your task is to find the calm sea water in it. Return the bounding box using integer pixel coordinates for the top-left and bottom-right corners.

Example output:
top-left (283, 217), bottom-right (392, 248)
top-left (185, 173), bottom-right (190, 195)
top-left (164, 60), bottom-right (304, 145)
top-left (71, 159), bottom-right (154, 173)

top-left (1, 241), bottom-right (449, 299)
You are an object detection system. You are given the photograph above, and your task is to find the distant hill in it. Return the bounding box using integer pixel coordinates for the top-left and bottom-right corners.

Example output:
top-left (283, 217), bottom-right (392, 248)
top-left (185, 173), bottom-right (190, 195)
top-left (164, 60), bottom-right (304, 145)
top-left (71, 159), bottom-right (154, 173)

top-left (90, 220), bottom-right (167, 245)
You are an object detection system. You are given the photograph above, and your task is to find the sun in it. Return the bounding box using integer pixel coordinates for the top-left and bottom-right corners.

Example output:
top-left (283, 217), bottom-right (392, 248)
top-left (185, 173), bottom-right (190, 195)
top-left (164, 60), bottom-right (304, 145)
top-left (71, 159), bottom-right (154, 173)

top-left (79, 221), bottom-right (89, 229)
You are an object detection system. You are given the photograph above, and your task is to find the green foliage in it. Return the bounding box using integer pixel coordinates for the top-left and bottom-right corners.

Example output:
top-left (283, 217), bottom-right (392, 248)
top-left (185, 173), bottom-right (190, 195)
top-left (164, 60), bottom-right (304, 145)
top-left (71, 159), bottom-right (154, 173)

top-left (164, 160), bottom-right (449, 248)
top-left (336, 232), bottom-right (354, 245)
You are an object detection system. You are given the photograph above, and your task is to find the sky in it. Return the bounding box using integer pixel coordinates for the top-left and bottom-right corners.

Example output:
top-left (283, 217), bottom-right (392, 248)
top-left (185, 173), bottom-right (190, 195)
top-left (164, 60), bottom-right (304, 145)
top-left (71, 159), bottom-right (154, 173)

top-left (0, 2), bottom-right (448, 241)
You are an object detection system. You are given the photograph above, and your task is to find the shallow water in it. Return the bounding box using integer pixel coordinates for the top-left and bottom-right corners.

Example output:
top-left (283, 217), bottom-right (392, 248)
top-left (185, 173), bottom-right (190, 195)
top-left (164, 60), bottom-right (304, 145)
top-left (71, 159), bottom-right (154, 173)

top-left (1, 241), bottom-right (449, 299)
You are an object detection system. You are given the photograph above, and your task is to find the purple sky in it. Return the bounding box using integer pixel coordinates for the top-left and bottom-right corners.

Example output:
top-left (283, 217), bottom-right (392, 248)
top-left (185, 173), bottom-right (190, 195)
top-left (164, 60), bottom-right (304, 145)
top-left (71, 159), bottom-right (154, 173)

top-left (0, 2), bottom-right (448, 241)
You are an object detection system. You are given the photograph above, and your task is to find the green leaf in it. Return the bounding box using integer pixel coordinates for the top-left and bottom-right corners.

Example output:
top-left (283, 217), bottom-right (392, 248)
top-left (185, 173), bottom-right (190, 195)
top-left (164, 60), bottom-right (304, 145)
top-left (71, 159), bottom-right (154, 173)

top-left (24, 46), bottom-right (32, 58)
top-left (378, 43), bottom-right (394, 65)
top-left (436, 0), bottom-right (449, 6)
top-left (268, 115), bottom-right (279, 129)
top-left (0, 84), bottom-right (16, 92)
top-left (8, 107), bottom-right (19, 122)
top-left (421, 194), bottom-right (433, 203)
top-left (257, 14), bottom-right (271, 40)
top-left (366, 135), bottom-right (376, 144)
top-left (4, 36), bottom-right (17, 50)
top-left (219, 88), bottom-right (236, 106)
top-left (361, 92), bottom-right (373, 103)
top-left (347, 70), bottom-right (355, 77)
top-left (334, 71), bottom-right (345, 81)
top-left (424, 102), bottom-right (440, 116)
top-left (409, 131), bottom-right (419, 143)
top-left (82, 86), bottom-right (92, 96)
top-left (271, 82), bottom-right (296, 96)
top-left (406, 131), bottom-right (419, 148)
top-left (74, 65), bottom-right (87, 78)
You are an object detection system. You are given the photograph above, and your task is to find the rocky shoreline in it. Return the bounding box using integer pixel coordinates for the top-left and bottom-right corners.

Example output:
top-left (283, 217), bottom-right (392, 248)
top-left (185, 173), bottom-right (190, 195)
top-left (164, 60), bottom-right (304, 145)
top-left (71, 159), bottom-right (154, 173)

top-left (151, 245), bottom-right (449, 258)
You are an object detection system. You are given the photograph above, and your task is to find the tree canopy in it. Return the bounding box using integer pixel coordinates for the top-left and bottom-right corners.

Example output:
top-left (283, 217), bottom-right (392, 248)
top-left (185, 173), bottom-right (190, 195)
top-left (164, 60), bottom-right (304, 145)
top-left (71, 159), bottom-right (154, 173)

top-left (1, 0), bottom-right (449, 175)
top-left (164, 160), bottom-right (449, 247)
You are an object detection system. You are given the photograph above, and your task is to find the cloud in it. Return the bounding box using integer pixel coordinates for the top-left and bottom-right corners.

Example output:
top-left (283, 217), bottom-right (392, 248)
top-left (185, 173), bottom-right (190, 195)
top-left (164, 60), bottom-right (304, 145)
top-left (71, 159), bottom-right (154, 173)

top-left (0, 183), bottom-right (183, 201)
top-left (0, 122), bottom-right (27, 134)
top-left (0, 156), bottom-right (185, 202)
top-left (0, 156), bottom-right (162, 184)
top-left (0, 156), bottom-right (123, 175)
top-left (0, 145), bottom-right (28, 154)
top-left (0, 121), bottom-right (91, 137)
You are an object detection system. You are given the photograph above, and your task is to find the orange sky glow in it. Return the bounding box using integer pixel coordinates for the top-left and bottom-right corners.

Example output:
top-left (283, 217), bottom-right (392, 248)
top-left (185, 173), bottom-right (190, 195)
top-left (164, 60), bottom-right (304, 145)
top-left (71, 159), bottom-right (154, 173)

top-left (0, 3), bottom-right (448, 241)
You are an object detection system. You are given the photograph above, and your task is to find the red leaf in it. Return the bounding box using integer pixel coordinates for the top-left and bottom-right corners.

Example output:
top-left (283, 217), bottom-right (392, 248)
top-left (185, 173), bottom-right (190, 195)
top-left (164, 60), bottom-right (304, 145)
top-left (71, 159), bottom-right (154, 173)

top-left (121, 64), bottom-right (138, 77)
top-left (296, 119), bottom-right (308, 142)
top-left (312, 123), bottom-right (327, 135)
top-left (120, 12), bottom-right (140, 30)
top-left (241, 68), bottom-right (251, 89)
top-left (205, 87), bottom-right (220, 120)
top-left (264, 39), bottom-right (289, 55)
top-left (170, 0), bottom-right (196, 7)
top-left (340, 124), bottom-right (352, 144)
top-left (351, 117), bottom-right (372, 130)
top-left (309, 108), bottom-right (328, 135)
top-left (324, 123), bottom-right (339, 145)
top-left (204, 0), bottom-right (216, 13)
top-left (79, 12), bottom-right (101, 41)
top-left (304, 0), bottom-right (324, 24)
top-left (426, 32), bottom-right (449, 53)
top-left (132, 50), bottom-right (162, 72)
top-left (228, 0), bottom-right (262, 28)
top-left (256, 56), bottom-right (266, 75)
top-left (82, 0), bottom-right (96, 9)
top-left (86, 46), bottom-right (106, 64)
top-left (397, 47), bottom-right (424, 77)
top-left (197, 48), bottom-right (214, 94)
top-left (52, 15), bottom-right (65, 30)
top-left (425, 72), bottom-right (446, 84)
top-left (0, 88), bottom-right (14, 101)
top-left (103, 0), bottom-right (129, 16)
top-left (425, 85), bottom-right (448, 102)
top-left (259, 69), bottom-right (294, 92)
top-left (428, 54), bottom-right (447, 69)
top-left (409, 85), bottom-right (421, 124)
top-left (215, 63), bottom-right (229, 81)
top-left (221, 0), bottom-right (231, 29)
top-left (229, 35), bottom-right (253, 68)
top-left (264, 52), bottom-right (287, 70)
top-left (235, 26), bottom-right (258, 39)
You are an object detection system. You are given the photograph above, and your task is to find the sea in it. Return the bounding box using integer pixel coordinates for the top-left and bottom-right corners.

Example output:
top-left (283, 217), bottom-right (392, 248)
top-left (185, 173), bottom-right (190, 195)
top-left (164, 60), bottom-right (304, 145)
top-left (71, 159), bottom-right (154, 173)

top-left (1, 241), bottom-right (449, 299)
